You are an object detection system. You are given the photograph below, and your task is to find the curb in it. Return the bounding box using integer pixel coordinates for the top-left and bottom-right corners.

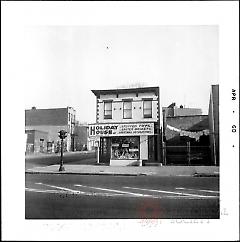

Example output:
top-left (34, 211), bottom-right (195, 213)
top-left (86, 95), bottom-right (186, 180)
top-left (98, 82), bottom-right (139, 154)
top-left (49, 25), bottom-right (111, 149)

top-left (25, 171), bottom-right (219, 177)
top-left (25, 170), bottom-right (219, 177)
top-left (193, 173), bottom-right (219, 177)
top-left (25, 171), bottom-right (147, 176)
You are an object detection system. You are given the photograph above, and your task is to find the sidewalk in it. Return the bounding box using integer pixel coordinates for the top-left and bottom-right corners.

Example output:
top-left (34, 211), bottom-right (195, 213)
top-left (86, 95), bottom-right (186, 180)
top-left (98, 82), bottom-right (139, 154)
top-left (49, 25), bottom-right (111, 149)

top-left (25, 150), bottom-right (94, 159)
top-left (26, 164), bottom-right (219, 177)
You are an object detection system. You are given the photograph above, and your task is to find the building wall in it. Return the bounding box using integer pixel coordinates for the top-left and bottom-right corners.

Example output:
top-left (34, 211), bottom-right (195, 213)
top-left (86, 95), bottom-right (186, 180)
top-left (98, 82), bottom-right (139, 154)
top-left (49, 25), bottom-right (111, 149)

top-left (26, 130), bottom-right (35, 144)
top-left (74, 125), bottom-right (88, 151)
top-left (97, 93), bottom-right (159, 123)
top-left (67, 107), bottom-right (76, 136)
top-left (163, 107), bottom-right (174, 117)
top-left (208, 85), bottom-right (219, 165)
top-left (25, 107), bottom-right (76, 152)
top-left (25, 125), bottom-right (71, 151)
top-left (165, 115), bottom-right (209, 144)
top-left (163, 106), bottom-right (202, 117)
top-left (25, 130), bottom-right (48, 153)
top-left (26, 108), bottom-right (68, 126)
top-left (174, 108), bottom-right (202, 117)
top-left (140, 135), bottom-right (148, 160)
top-left (33, 130), bottom-right (49, 153)
top-left (25, 125), bottom-right (67, 140)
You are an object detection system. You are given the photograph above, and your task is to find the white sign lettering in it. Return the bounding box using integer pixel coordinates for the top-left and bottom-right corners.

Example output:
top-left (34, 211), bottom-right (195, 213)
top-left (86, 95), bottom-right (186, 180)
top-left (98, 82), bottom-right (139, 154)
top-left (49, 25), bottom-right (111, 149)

top-left (89, 123), bottom-right (154, 137)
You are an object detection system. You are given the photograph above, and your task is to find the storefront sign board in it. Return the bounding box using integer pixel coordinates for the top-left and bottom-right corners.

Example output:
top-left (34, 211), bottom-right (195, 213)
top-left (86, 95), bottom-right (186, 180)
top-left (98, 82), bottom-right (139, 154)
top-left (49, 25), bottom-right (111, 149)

top-left (89, 123), bottom-right (154, 137)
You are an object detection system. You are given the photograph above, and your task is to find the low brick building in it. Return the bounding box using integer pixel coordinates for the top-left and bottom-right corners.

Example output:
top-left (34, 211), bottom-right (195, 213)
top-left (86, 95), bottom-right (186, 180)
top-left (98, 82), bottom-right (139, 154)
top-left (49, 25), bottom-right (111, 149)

top-left (163, 103), bottom-right (202, 117)
top-left (164, 115), bottom-right (209, 145)
top-left (25, 129), bottom-right (49, 153)
top-left (25, 106), bottom-right (76, 153)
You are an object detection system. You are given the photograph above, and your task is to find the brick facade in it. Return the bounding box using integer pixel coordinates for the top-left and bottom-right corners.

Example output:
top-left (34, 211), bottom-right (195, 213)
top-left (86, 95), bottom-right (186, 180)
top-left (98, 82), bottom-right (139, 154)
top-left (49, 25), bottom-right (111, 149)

top-left (164, 115), bottom-right (209, 145)
top-left (25, 107), bottom-right (76, 152)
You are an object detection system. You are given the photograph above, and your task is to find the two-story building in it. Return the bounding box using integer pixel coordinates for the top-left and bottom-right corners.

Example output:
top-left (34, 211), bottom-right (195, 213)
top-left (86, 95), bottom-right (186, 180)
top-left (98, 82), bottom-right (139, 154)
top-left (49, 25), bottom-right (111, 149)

top-left (89, 87), bottom-right (163, 166)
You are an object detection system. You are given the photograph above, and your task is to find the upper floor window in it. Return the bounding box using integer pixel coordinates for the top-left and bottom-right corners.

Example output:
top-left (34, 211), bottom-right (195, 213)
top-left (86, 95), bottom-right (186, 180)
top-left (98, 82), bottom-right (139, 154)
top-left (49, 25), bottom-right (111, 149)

top-left (104, 101), bottom-right (112, 119)
top-left (123, 101), bottom-right (132, 119)
top-left (143, 100), bottom-right (152, 118)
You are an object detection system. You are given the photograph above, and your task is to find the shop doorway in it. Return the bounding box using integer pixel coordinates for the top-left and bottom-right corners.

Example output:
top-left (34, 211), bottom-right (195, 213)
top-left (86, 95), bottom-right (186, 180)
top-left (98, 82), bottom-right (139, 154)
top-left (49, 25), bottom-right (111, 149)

top-left (99, 137), bottom-right (111, 164)
top-left (148, 135), bottom-right (157, 162)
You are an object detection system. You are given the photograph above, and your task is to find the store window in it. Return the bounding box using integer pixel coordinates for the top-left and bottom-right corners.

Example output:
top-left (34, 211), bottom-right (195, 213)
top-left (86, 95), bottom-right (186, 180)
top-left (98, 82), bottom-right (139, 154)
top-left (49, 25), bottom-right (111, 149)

top-left (123, 101), bottom-right (132, 119)
top-left (104, 101), bottom-right (112, 119)
top-left (111, 137), bottom-right (139, 160)
top-left (143, 100), bottom-right (152, 118)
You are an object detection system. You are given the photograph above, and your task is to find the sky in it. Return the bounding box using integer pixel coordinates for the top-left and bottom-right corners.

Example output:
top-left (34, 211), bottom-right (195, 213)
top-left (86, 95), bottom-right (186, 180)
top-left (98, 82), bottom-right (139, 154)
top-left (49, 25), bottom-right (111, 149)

top-left (24, 25), bottom-right (218, 123)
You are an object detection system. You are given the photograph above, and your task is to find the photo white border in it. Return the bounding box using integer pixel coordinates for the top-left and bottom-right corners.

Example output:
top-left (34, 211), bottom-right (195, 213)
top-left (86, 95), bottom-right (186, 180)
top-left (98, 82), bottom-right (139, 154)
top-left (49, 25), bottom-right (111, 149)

top-left (1, 1), bottom-right (239, 241)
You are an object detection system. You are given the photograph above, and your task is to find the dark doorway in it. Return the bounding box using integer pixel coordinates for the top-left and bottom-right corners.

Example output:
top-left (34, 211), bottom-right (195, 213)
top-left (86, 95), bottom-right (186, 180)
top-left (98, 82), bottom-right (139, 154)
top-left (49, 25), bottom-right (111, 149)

top-left (148, 135), bottom-right (157, 162)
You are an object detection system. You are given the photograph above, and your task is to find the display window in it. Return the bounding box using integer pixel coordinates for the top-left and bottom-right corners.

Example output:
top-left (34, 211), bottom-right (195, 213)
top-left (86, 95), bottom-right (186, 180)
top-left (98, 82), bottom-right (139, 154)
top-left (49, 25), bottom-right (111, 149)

top-left (111, 136), bottom-right (140, 160)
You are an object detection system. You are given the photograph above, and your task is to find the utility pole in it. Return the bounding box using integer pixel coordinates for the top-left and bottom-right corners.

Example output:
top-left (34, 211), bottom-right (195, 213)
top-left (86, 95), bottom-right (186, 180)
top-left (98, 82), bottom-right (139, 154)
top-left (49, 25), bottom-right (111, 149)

top-left (58, 130), bottom-right (67, 171)
top-left (95, 140), bottom-right (100, 164)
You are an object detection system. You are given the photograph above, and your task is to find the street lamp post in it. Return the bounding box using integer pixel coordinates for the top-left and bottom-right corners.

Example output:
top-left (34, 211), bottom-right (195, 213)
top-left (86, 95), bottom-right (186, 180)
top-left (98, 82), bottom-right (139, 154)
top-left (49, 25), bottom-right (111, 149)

top-left (94, 140), bottom-right (100, 164)
top-left (58, 130), bottom-right (67, 171)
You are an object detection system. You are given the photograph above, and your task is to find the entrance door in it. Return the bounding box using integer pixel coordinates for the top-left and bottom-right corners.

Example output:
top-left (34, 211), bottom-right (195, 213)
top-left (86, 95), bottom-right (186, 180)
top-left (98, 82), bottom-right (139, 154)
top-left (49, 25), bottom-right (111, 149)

top-left (99, 137), bottom-right (111, 164)
top-left (148, 135), bottom-right (157, 162)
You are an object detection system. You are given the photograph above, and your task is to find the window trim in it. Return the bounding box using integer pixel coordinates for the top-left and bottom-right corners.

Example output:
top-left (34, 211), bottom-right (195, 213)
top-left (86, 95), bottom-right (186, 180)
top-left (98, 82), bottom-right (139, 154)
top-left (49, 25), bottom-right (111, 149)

top-left (123, 100), bottom-right (132, 119)
top-left (104, 101), bottom-right (112, 119)
top-left (143, 100), bottom-right (152, 118)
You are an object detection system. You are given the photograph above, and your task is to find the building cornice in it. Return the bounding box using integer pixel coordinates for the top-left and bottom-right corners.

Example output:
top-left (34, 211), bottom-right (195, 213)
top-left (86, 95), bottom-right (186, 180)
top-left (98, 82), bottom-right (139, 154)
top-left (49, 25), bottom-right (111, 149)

top-left (91, 86), bottom-right (159, 97)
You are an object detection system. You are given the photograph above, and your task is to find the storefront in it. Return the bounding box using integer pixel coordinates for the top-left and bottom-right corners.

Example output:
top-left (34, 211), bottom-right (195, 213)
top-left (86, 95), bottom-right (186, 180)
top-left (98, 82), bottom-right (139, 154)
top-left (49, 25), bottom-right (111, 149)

top-left (89, 122), bottom-right (155, 166)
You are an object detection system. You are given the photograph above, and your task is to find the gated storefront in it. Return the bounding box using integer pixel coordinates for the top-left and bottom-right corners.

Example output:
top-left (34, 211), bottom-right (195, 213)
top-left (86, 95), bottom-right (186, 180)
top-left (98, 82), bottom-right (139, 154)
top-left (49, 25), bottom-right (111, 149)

top-left (163, 141), bottom-right (211, 166)
top-left (162, 117), bottom-right (213, 165)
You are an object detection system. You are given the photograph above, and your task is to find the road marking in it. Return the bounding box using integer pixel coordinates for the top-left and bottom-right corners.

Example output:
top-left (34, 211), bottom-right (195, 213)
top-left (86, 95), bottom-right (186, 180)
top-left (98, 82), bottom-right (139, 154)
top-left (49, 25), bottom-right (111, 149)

top-left (176, 175), bottom-right (192, 177)
top-left (123, 186), bottom-right (218, 198)
top-left (26, 187), bottom-right (133, 197)
top-left (35, 182), bottom-right (86, 194)
top-left (30, 183), bottom-right (218, 199)
top-left (25, 187), bottom-right (123, 197)
top-left (175, 187), bottom-right (220, 194)
top-left (25, 188), bottom-right (65, 193)
top-left (75, 184), bottom-right (153, 197)
top-left (27, 166), bottom-right (51, 171)
top-left (26, 186), bottom-right (216, 200)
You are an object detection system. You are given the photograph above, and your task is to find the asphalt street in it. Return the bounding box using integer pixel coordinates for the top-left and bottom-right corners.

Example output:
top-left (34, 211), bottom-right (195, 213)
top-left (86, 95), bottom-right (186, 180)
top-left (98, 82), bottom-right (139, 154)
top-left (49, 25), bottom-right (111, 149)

top-left (25, 173), bottom-right (219, 219)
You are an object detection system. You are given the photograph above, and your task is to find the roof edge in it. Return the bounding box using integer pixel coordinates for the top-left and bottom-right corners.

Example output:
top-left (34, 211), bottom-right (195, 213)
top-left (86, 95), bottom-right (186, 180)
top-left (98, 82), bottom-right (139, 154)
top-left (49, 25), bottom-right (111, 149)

top-left (91, 86), bottom-right (159, 96)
